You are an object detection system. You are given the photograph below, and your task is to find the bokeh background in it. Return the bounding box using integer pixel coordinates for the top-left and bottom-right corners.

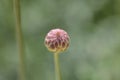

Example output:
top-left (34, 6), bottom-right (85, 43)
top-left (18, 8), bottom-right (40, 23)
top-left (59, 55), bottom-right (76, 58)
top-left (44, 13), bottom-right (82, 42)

top-left (0, 0), bottom-right (120, 80)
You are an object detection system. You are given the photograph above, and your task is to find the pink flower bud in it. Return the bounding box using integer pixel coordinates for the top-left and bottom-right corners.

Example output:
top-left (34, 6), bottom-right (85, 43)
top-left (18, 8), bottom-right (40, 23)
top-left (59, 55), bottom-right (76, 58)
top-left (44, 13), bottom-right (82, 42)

top-left (45, 28), bottom-right (70, 53)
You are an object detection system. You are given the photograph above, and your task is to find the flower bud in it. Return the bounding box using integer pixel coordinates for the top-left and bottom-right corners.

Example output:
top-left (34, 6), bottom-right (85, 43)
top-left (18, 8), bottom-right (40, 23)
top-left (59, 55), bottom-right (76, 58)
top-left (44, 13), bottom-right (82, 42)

top-left (45, 28), bottom-right (70, 53)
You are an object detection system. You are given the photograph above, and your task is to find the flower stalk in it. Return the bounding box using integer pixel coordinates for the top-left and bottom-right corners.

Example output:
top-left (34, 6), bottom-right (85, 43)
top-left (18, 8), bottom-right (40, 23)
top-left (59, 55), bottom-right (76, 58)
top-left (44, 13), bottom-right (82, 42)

top-left (54, 52), bottom-right (62, 80)
top-left (13, 0), bottom-right (26, 80)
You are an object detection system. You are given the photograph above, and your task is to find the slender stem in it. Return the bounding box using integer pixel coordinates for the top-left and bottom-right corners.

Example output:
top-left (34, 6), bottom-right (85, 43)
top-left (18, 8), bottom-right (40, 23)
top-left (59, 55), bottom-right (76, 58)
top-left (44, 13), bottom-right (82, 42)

top-left (13, 0), bottom-right (26, 80)
top-left (114, 0), bottom-right (120, 14)
top-left (54, 52), bottom-right (62, 80)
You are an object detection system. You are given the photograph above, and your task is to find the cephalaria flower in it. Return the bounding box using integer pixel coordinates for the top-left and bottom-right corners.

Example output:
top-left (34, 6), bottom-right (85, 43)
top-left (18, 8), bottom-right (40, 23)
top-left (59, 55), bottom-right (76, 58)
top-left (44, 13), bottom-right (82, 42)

top-left (45, 28), bottom-right (70, 53)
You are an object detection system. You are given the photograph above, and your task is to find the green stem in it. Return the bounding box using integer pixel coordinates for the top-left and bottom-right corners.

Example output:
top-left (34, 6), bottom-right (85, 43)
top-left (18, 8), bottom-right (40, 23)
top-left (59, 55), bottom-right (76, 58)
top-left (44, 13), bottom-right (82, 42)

top-left (54, 52), bottom-right (62, 80)
top-left (115, 0), bottom-right (120, 14)
top-left (13, 0), bottom-right (26, 80)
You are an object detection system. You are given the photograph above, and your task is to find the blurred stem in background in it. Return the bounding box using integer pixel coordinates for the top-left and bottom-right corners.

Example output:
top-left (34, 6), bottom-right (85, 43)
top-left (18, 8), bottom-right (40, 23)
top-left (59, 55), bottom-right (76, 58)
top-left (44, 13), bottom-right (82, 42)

top-left (13, 0), bottom-right (26, 80)
top-left (114, 0), bottom-right (120, 15)
top-left (54, 52), bottom-right (62, 80)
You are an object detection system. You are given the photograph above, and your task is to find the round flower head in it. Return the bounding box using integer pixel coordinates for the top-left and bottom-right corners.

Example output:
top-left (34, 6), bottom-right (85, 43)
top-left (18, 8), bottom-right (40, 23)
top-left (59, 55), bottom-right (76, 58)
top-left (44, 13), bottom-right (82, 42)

top-left (45, 28), bottom-right (70, 53)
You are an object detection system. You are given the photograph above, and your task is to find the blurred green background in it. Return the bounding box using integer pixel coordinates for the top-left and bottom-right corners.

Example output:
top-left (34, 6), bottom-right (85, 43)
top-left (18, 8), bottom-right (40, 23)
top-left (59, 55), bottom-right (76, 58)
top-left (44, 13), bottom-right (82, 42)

top-left (0, 0), bottom-right (120, 80)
